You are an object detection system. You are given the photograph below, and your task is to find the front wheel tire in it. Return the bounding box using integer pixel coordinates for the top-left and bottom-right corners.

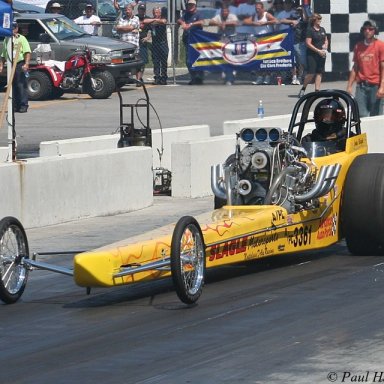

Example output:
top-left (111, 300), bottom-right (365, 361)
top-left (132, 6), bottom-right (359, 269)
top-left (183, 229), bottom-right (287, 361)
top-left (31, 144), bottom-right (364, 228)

top-left (171, 216), bottom-right (205, 304)
top-left (85, 71), bottom-right (115, 99)
top-left (0, 217), bottom-right (29, 304)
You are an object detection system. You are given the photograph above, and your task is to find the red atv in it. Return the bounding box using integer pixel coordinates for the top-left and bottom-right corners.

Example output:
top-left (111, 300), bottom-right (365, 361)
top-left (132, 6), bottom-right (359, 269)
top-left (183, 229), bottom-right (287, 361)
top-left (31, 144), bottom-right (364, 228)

top-left (27, 46), bottom-right (115, 100)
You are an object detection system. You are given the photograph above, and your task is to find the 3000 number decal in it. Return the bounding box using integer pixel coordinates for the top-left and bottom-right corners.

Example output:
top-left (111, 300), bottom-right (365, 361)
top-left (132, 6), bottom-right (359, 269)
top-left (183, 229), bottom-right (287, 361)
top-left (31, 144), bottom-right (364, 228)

top-left (288, 225), bottom-right (312, 247)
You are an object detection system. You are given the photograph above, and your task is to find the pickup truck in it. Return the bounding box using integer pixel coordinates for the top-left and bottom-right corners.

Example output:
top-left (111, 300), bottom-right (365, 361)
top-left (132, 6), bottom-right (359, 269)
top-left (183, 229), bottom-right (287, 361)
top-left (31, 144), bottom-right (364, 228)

top-left (0, 13), bottom-right (142, 95)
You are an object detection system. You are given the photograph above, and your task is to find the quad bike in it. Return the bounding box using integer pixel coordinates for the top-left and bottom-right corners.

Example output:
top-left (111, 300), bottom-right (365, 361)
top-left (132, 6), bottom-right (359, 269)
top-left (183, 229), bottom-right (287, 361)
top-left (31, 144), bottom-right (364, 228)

top-left (28, 44), bottom-right (115, 100)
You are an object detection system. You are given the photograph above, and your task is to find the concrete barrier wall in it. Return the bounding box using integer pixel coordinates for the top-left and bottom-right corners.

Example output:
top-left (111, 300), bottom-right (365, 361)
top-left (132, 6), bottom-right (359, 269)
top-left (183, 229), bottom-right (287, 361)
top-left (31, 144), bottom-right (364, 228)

top-left (171, 135), bottom-right (236, 198)
top-left (0, 147), bottom-right (153, 228)
top-left (0, 147), bottom-right (8, 162)
top-left (361, 116), bottom-right (384, 153)
top-left (152, 125), bottom-right (210, 170)
top-left (39, 125), bottom-right (210, 171)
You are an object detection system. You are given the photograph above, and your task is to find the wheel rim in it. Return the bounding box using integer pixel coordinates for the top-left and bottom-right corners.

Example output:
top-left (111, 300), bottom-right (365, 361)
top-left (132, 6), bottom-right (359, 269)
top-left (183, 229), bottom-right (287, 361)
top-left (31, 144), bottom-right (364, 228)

top-left (178, 224), bottom-right (205, 296)
top-left (28, 79), bottom-right (40, 95)
top-left (0, 225), bottom-right (28, 295)
top-left (92, 77), bottom-right (103, 91)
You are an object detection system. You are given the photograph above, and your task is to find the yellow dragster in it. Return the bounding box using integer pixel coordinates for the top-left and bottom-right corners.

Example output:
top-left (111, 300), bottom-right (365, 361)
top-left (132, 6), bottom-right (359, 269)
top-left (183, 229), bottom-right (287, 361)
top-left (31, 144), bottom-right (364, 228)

top-left (1, 90), bottom-right (383, 305)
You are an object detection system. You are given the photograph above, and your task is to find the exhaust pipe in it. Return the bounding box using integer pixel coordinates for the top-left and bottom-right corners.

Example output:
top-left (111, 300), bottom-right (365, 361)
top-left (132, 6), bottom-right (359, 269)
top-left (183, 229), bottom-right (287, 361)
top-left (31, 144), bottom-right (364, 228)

top-left (294, 164), bottom-right (340, 203)
top-left (314, 163), bottom-right (341, 198)
top-left (211, 164), bottom-right (227, 200)
top-left (294, 166), bottom-right (328, 203)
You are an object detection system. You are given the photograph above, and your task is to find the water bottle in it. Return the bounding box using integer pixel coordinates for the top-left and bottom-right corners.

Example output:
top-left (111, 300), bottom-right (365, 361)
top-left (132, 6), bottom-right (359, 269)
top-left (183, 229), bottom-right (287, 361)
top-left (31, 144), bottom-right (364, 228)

top-left (257, 100), bottom-right (264, 118)
top-left (24, 71), bottom-right (29, 78)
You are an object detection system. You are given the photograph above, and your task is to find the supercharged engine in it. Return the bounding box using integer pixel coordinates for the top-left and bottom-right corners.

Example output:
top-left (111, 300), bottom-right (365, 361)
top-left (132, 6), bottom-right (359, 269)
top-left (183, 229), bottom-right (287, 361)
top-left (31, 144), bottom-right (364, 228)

top-left (211, 128), bottom-right (341, 213)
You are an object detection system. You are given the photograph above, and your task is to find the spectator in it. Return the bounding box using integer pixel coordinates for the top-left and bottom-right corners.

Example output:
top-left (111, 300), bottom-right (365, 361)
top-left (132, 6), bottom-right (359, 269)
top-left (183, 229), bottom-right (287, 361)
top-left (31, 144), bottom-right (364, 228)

top-left (113, 0), bottom-right (138, 17)
top-left (269, 0), bottom-right (283, 17)
top-left (177, 0), bottom-right (204, 85)
top-left (346, 20), bottom-right (384, 117)
top-left (244, 1), bottom-right (277, 85)
top-left (0, 21), bottom-right (31, 113)
top-left (45, 1), bottom-right (63, 14)
top-left (273, 0), bottom-right (299, 84)
top-left (74, 4), bottom-right (101, 36)
top-left (135, 3), bottom-right (152, 85)
top-left (209, 5), bottom-right (238, 85)
top-left (274, 0), bottom-right (298, 31)
top-left (215, 0), bottom-right (237, 16)
top-left (150, 7), bottom-right (169, 85)
top-left (293, 6), bottom-right (308, 84)
top-left (298, 13), bottom-right (328, 98)
top-left (235, 0), bottom-right (256, 36)
top-left (115, 3), bottom-right (139, 45)
top-left (115, 3), bottom-right (140, 84)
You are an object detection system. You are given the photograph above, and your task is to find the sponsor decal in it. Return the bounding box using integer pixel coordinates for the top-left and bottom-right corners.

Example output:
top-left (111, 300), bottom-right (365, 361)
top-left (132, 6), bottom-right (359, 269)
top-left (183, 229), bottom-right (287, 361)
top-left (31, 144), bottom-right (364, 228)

top-left (245, 246), bottom-right (274, 260)
top-left (353, 137), bottom-right (365, 148)
top-left (287, 225), bottom-right (312, 247)
top-left (209, 236), bottom-right (248, 261)
top-left (317, 213), bottom-right (338, 239)
top-left (272, 209), bottom-right (285, 223)
top-left (248, 232), bottom-right (278, 248)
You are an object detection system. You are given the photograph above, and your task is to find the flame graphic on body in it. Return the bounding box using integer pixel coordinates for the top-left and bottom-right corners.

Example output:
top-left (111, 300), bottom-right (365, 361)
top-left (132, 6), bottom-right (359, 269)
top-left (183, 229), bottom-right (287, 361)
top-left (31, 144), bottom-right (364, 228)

top-left (202, 220), bottom-right (235, 237)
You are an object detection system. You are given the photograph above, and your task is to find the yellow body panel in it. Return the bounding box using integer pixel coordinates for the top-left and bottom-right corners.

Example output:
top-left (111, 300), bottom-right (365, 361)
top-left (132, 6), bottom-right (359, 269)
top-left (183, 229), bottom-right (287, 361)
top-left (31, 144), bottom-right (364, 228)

top-left (74, 134), bottom-right (368, 288)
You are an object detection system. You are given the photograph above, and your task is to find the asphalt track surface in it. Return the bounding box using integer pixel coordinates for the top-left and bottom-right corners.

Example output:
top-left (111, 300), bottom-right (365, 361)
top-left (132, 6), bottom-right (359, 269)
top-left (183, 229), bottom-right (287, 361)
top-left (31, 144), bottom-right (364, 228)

top-left (2, 80), bottom-right (383, 384)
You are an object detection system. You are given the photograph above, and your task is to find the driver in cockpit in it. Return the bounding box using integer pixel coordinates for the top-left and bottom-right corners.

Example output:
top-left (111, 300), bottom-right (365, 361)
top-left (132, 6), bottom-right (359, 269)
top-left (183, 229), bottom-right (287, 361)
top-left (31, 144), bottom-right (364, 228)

top-left (302, 98), bottom-right (347, 145)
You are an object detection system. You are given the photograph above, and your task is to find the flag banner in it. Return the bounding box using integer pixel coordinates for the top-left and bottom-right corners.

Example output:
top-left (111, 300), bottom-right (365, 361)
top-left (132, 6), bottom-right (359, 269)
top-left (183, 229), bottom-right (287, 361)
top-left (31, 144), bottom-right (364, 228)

top-left (0, 0), bottom-right (12, 37)
top-left (188, 28), bottom-right (294, 72)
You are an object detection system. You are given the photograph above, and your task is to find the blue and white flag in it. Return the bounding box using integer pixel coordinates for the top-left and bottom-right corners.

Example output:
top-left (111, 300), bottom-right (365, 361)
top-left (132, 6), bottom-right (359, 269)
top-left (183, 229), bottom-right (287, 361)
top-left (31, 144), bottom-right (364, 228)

top-left (188, 28), bottom-right (295, 72)
top-left (0, 0), bottom-right (12, 37)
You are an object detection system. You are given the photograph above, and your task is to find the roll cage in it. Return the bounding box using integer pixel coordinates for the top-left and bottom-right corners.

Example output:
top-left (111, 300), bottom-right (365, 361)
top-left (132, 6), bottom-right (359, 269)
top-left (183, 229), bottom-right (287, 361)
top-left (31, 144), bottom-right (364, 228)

top-left (288, 89), bottom-right (362, 142)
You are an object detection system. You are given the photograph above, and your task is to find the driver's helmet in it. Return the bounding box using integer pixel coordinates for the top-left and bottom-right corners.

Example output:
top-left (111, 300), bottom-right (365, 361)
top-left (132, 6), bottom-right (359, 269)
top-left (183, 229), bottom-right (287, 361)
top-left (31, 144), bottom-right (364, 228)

top-left (314, 98), bottom-right (346, 138)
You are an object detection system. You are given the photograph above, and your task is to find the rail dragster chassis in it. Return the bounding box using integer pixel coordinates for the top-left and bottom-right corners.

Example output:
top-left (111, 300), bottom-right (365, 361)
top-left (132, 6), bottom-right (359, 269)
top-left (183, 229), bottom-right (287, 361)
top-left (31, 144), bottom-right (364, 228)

top-left (1, 90), bottom-right (384, 305)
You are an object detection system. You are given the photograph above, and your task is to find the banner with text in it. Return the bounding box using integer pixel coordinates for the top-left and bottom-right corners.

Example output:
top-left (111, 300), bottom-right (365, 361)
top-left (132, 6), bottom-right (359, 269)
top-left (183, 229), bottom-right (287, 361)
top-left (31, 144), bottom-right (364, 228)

top-left (0, 0), bottom-right (12, 37)
top-left (188, 28), bottom-right (294, 72)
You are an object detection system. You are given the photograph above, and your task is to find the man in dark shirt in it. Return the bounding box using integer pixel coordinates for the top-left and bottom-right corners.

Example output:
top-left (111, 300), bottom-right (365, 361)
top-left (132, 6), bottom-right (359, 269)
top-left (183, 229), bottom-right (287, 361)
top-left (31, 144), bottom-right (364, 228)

top-left (293, 6), bottom-right (308, 84)
top-left (136, 2), bottom-right (152, 85)
top-left (151, 6), bottom-right (169, 85)
top-left (178, 0), bottom-right (204, 85)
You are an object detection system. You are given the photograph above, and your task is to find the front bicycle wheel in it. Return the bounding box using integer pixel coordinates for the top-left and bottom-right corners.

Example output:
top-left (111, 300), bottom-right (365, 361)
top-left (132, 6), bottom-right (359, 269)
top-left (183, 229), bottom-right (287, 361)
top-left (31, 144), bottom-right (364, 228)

top-left (171, 216), bottom-right (205, 305)
top-left (0, 217), bottom-right (29, 304)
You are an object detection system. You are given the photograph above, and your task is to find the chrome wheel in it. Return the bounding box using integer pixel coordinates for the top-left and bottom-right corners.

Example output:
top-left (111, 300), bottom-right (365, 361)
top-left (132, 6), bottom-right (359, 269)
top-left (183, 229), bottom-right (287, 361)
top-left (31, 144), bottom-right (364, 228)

top-left (0, 217), bottom-right (29, 304)
top-left (171, 216), bottom-right (205, 304)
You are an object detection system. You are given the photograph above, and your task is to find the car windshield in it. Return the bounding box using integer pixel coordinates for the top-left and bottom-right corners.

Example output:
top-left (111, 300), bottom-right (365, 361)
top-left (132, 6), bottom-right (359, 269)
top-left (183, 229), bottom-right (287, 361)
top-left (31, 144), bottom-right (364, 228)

top-left (42, 17), bottom-right (90, 39)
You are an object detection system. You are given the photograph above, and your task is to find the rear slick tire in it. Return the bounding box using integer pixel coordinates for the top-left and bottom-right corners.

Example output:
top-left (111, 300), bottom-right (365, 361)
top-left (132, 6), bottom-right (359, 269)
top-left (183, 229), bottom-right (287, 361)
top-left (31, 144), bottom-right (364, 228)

top-left (170, 216), bottom-right (205, 304)
top-left (342, 154), bottom-right (384, 255)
